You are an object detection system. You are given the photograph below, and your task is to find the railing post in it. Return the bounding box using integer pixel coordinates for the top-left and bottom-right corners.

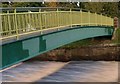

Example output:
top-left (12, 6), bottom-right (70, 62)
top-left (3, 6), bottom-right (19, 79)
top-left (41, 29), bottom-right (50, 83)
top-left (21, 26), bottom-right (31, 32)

top-left (101, 13), bottom-right (102, 26)
top-left (106, 15), bottom-right (107, 26)
top-left (28, 10), bottom-right (31, 31)
top-left (112, 17), bottom-right (114, 27)
top-left (88, 11), bottom-right (90, 26)
top-left (44, 11), bottom-right (47, 29)
top-left (57, 8), bottom-right (60, 31)
top-left (110, 16), bottom-right (112, 26)
top-left (0, 14), bottom-right (2, 38)
top-left (70, 8), bottom-right (72, 28)
top-left (14, 9), bottom-right (19, 40)
top-left (39, 9), bottom-right (43, 34)
top-left (25, 11), bottom-right (28, 32)
top-left (80, 9), bottom-right (82, 26)
top-left (95, 12), bottom-right (97, 26)
top-left (7, 10), bottom-right (12, 35)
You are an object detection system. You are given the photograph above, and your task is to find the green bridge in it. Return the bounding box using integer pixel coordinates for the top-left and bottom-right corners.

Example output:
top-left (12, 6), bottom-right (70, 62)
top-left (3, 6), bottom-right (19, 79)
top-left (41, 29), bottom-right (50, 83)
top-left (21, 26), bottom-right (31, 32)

top-left (0, 7), bottom-right (114, 70)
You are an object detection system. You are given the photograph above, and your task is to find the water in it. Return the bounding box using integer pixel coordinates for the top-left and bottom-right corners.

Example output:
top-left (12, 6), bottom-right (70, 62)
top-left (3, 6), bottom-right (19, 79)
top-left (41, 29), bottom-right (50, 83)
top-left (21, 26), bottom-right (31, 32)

top-left (1, 61), bottom-right (118, 82)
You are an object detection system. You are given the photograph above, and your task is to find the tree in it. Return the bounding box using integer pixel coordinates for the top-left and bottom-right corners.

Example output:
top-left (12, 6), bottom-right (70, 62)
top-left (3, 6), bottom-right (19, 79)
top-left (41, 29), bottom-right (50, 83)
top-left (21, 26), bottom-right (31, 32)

top-left (118, 2), bottom-right (120, 19)
top-left (84, 2), bottom-right (118, 17)
top-left (102, 2), bottom-right (118, 17)
top-left (2, 2), bottom-right (118, 18)
top-left (2, 2), bottom-right (43, 7)
top-left (84, 2), bottom-right (104, 13)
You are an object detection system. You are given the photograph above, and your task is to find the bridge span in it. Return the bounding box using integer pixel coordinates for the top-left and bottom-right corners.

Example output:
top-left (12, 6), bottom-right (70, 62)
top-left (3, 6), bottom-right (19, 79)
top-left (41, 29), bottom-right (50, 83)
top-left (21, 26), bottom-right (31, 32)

top-left (0, 7), bottom-right (114, 69)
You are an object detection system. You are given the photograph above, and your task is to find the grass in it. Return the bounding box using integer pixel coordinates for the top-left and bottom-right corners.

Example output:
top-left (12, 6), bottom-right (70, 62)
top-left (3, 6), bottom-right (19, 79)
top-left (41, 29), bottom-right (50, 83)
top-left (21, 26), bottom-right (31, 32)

top-left (111, 28), bottom-right (120, 44)
top-left (61, 39), bottom-right (92, 49)
top-left (60, 38), bottom-right (106, 49)
top-left (116, 28), bottom-right (120, 43)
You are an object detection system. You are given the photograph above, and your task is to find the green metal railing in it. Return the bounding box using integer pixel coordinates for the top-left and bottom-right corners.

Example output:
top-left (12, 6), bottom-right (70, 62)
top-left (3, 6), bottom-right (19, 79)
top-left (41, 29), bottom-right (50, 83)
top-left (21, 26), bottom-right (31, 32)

top-left (0, 7), bottom-right (113, 40)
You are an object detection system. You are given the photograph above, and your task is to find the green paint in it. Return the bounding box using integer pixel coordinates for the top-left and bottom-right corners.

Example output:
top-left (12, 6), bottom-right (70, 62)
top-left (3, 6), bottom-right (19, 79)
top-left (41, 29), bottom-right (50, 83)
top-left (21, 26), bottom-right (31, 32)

top-left (1, 26), bottom-right (114, 69)
top-left (39, 37), bottom-right (46, 52)
top-left (2, 41), bottom-right (29, 69)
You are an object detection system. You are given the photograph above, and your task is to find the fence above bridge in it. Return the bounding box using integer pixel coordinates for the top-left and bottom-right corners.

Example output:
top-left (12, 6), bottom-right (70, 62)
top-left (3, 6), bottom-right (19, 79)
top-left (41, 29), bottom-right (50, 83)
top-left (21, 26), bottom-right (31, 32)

top-left (0, 7), bottom-right (113, 40)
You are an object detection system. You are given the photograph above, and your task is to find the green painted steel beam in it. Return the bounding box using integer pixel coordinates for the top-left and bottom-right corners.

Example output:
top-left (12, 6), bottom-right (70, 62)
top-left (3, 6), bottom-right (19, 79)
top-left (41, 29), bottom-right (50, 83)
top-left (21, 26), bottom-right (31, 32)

top-left (1, 26), bottom-right (114, 70)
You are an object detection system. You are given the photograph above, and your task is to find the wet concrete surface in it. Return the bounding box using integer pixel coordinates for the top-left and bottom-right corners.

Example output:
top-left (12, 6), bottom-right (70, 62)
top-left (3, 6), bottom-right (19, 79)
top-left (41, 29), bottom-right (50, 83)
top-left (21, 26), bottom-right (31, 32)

top-left (1, 61), bottom-right (119, 82)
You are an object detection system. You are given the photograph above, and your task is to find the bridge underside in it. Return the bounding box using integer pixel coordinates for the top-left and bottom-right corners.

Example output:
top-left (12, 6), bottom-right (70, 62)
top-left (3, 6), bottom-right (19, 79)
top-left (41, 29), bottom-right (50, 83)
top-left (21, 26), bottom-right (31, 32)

top-left (1, 26), bottom-right (114, 69)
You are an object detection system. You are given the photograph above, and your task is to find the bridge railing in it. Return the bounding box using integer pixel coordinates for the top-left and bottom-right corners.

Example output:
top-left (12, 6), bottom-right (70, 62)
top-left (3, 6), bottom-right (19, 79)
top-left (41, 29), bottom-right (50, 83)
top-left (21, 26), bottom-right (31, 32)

top-left (0, 7), bottom-right (113, 40)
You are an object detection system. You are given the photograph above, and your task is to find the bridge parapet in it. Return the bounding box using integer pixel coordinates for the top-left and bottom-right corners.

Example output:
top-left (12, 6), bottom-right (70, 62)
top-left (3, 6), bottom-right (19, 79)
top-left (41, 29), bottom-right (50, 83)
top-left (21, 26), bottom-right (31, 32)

top-left (0, 7), bottom-right (113, 40)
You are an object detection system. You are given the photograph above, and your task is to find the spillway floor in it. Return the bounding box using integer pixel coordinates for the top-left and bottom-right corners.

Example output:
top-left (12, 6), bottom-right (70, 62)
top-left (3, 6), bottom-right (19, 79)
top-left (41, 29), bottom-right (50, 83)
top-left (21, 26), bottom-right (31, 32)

top-left (1, 61), bottom-right (119, 82)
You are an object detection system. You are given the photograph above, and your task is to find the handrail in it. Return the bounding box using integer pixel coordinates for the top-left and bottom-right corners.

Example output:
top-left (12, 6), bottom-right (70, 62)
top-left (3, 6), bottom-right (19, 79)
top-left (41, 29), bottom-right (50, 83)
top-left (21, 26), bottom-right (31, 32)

top-left (0, 7), bottom-right (106, 14)
top-left (1, 7), bottom-right (112, 17)
top-left (0, 7), bottom-right (113, 40)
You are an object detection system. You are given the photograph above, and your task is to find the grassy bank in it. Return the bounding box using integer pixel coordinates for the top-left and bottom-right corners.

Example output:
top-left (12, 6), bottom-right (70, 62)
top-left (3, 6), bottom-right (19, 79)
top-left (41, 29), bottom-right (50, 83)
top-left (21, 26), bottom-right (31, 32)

top-left (118, 28), bottom-right (120, 43)
top-left (112, 28), bottom-right (120, 44)
top-left (61, 37), bottom-right (110, 49)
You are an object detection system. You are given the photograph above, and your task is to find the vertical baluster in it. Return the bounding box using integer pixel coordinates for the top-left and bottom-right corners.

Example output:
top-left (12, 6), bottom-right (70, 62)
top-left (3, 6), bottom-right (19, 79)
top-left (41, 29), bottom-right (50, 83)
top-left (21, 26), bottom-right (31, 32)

top-left (31, 13), bottom-right (33, 30)
top-left (112, 17), bottom-right (113, 27)
top-left (101, 14), bottom-right (102, 26)
top-left (95, 12), bottom-right (97, 26)
top-left (70, 8), bottom-right (72, 28)
top-left (7, 11), bottom-right (11, 35)
top-left (34, 13), bottom-right (38, 30)
top-left (59, 10), bottom-right (61, 26)
top-left (32, 13), bottom-right (35, 30)
top-left (55, 11), bottom-right (56, 27)
top-left (50, 12), bottom-right (52, 28)
top-left (14, 9), bottom-right (19, 40)
top-left (57, 8), bottom-right (59, 27)
top-left (106, 15), bottom-right (107, 26)
top-left (44, 11), bottom-right (47, 29)
top-left (65, 12), bottom-right (66, 26)
top-left (4, 15), bottom-right (7, 36)
top-left (62, 12), bottom-right (64, 26)
top-left (21, 14), bottom-right (25, 32)
top-left (64, 12), bottom-right (66, 26)
top-left (66, 12), bottom-right (67, 26)
top-left (17, 14), bottom-right (21, 33)
top-left (88, 11), bottom-right (90, 26)
top-left (52, 12), bottom-right (54, 27)
top-left (25, 13), bottom-right (28, 32)
top-left (0, 15), bottom-right (2, 37)
top-left (55, 11), bottom-right (57, 27)
top-left (80, 9), bottom-right (82, 26)
top-left (47, 12), bottom-right (49, 28)
top-left (39, 9), bottom-right (43, 34)
top-left (109, 16), bottom-right (111, 26)
top-left (60, 10), bottom-right (62, 26)
top-left (28, 11), bottom-right (31, 31)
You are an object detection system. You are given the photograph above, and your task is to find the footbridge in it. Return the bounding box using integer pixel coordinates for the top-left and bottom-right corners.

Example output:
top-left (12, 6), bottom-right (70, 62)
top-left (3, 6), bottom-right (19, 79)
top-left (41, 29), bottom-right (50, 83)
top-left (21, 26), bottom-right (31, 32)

top-left (0, 7), bottom-right (114, 69)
